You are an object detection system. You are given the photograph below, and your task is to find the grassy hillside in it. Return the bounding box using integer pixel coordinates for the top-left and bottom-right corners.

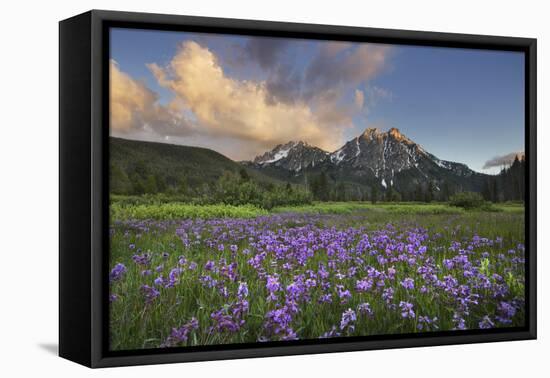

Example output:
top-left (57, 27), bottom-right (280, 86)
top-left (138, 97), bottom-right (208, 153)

top-left (110, 137), bottom-right (279, 195)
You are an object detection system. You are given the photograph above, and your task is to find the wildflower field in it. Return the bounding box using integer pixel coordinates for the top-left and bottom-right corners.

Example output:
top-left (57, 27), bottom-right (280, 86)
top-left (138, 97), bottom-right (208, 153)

top-left (109, 203), bottom-right (525, 351)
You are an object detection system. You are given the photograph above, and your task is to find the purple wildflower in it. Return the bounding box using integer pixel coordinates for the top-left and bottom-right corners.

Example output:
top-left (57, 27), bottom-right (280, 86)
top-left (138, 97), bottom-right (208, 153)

top-left (154, 276), bottom-right (165, 287)
top-left (132, 253), bottom-right (151, 266)
top-left (357, 302), bottom-right (373, 317)
top-left (453, 313), bottom-right (467, 330)
top-left (266, 275), bottom-right (281, 301)
top-left (355, 278), bottom-right (373, 292)
top-left (496, 301), bottom-right (516, 324)
top-left (336, 284), bottom-right (352, 304)
top-left (140, 284), bottom-right (160, 303)
top-left (161, 318), bottom-right (199, 347)
top-left (263, 306), bottom-right (295, 341)
top-left (237, 282), bottom-right (249, 299)
top-left (400, 277), bottom-right (415, 290)
top-left (318, 293), bottom-right (332, 304)
top-left (109, 263), bottom-right (127, 283)
top-left (382, 287), bottom-right (394, 303)
top-left (204, 260), bottom-right (215, 271)
top-left (399, 301), bottom-right (415, 319)
top-left (340, 308), bottom-right (357, 333)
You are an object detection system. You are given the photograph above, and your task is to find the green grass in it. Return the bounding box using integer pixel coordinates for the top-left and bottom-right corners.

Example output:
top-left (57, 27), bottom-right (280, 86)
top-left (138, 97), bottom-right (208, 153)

top-left (110, 198), bottom-right (524, 221)
top-left (274, 201), bottom-right (524, 215)
top-left (111, 202), bottom-right (268, 220)
top-left (273, 201), bottom-right (466, 215)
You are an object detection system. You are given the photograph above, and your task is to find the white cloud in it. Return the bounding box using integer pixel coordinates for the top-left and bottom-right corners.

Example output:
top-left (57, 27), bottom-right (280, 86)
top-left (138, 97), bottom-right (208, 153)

top-left (146, 41), bottom-right (354, 157)
top-left (110, 60), bottom-right (193, 137)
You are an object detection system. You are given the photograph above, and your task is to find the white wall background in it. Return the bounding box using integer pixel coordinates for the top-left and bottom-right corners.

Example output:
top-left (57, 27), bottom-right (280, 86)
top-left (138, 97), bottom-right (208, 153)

top-left (0, 0), bottom-right (547, 376)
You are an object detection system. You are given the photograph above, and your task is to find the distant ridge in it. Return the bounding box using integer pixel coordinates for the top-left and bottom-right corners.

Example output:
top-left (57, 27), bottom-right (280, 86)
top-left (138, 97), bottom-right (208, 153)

top-left (109, 137), bottom-right (280, 195)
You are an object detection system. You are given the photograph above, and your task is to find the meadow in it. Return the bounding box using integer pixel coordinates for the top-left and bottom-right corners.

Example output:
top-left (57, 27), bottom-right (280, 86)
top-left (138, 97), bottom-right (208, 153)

top-left (109, 201), bottom-right (525, 350)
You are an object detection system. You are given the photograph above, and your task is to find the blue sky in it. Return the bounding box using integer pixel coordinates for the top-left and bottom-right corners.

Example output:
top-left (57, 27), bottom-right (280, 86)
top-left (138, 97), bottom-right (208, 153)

top-left (110, 28), bottom-right (524, 173)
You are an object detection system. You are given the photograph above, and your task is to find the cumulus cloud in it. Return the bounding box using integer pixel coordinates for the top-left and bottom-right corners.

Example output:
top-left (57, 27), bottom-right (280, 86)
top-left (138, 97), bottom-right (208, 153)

top-left (146, 41), bottom-right (356, 156)
top-left (110, 60), bottom-right (158, 131)
top-left (483, 151), bottom-right (525, 169)
top-left (110, 60), bottom-right (193, 137)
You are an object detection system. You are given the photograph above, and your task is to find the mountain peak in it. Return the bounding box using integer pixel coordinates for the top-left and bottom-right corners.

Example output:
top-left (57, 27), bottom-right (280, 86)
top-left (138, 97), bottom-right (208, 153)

top-left (388, 127), bottom-right (401, 135)
top-left (362, 127), bottom-right (383, 139)
top-left (388, 127), bottom-right (405, 141)
top-left (252, 140), bottom-right (329, 170)
top-left (294, 140), bottom-right (310, 147)
top-left (363, 127), bottom-right (381, 134)
top-left (280, 140), bottom-right (311, 149)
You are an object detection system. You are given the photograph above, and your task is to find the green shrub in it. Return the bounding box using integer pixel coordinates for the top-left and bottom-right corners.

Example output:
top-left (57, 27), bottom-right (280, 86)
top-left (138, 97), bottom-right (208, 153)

top-left (211, 171), bottom-right (312, 209)
top-left (449, 191), bottom-right (491, 210)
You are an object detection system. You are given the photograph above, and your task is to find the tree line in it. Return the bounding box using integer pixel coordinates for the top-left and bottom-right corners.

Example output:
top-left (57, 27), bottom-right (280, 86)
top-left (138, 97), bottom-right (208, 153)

top-left (111, 163), bottom-right (312, 209)
top-left (308, 172), bottom-right (461, 203)
top-left (481, 155), bottom-right (526, 202)
top-left (308, 157), bottom-right (525, 204)
top-left (111, 156), bottom-right (526, 206)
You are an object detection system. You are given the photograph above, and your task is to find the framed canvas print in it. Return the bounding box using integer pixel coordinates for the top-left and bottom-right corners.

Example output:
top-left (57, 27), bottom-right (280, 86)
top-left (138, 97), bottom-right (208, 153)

top-left (59, 10), bottom-right (536, 368)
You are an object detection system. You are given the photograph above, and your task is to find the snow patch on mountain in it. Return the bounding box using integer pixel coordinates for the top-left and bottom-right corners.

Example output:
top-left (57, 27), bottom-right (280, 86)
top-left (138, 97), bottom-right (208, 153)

top-left (263, 146), bottom-right (292, 163)
top-left (331, 149), bottom-right (346, 164)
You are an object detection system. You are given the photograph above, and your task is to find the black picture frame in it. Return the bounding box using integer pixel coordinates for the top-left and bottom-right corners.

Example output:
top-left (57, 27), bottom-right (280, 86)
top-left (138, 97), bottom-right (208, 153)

top-left (59, 9), bottom-right (537, 368)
